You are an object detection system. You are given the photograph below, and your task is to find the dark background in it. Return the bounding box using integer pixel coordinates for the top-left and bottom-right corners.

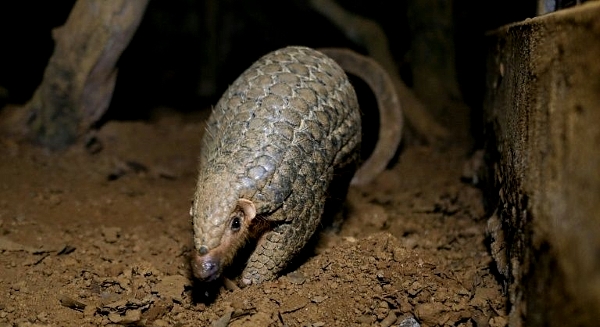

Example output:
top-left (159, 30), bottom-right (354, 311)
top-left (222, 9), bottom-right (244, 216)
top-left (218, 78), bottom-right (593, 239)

top-left (0, 0), bottom-right (536, 125)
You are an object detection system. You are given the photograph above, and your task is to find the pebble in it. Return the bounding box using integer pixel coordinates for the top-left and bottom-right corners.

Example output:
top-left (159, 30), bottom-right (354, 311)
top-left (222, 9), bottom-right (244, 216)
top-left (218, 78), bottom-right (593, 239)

top-left (287, 271), bottom-right (306, 285)
top-left (489, 315), bottom-right (508, 327)
top-left (379, 311), bottom-right (397, 327)
top-left (101, 226), bottom-right (121, 243)
top-left (356, 314), bottom-right (375, 324)
top-left (211, 309), bottom-right (232, 327)
top-left (310, 295), bottom-right (328, 303)
top-left (36, 312), bottom-right (48, 323)
top-left (399, 316), bottom-right (421, 327)
top-left (375, 306), bottom-right (389, 320)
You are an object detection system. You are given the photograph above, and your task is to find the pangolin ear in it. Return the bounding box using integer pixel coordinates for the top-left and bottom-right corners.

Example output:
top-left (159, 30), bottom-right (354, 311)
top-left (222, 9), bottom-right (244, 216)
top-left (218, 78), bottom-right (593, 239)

top-left (237, 199), bottom-right (256, 221)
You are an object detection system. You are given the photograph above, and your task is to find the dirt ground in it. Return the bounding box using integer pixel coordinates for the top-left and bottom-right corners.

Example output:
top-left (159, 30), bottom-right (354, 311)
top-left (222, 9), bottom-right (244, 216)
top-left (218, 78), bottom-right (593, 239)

top-left (0, 109), bottom-right (506, 327)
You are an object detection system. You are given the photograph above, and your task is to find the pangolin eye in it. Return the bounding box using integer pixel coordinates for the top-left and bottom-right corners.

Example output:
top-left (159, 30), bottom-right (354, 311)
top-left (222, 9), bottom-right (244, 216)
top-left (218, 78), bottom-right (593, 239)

top-left (230, 215), bottom-right (242, 232)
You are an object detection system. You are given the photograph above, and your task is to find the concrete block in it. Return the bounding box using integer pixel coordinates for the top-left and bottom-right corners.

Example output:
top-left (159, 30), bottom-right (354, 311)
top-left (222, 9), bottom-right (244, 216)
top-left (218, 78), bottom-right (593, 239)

top-left (484, 2), bottom-right (600, 326)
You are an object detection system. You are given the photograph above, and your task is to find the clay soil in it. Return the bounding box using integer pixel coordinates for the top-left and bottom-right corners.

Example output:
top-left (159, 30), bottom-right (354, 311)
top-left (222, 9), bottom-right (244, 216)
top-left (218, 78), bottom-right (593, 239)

top-left (0, 110), bottom-right (507, 327)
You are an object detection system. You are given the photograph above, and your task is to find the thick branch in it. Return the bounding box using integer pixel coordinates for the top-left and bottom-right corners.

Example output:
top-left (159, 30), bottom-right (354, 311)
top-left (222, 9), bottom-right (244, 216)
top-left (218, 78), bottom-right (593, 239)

top-left (310, 0), bottom-right (449, 144)
top-left (22, 0), bottom-right (149, 149)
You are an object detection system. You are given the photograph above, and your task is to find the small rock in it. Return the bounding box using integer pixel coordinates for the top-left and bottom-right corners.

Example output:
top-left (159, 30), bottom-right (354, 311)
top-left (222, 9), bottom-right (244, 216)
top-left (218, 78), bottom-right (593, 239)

top-left (286, 271), bottom-right (306, 285)
top-left (108, 312), bottom-right (122, 323)
top-left (101, 226), bottom-right (121, 243)
top-left (211, 309), bottom-right (232, 327)
top-left (489, 315), bottom-right (508, 327)
top-left (35, 312), bottom-right (48, 323)
top-left (415, 302), bottom-right (450, 326)
top-left (469, 287), bottom-right (499, 308)
top-left (407, 281), bottom-right (422, 296)
top-left (356, 314), bottom-right (376, 324)
top-left (401, 236), bottom-right (418, 250)
top-left (58, 295), bottom-right (86, 312)
top-left (0, 237), bottom-right (38, 253)
top-left (223, 278), bottom-right (239, 291)
top-left (83, 305), bottom-right (96, 318)
top-left (398, 316), bottom-right (420, 327)
top-left (121, 309), bottom-right (142, 324)
top-left (392, 247), bottom-right (408, 262)
top-left (375, 305), bottom-right (390, 320)
top-left (380, 311), bottom-right (397, 327)
top-left (311, 295), bottom-right (328, 303)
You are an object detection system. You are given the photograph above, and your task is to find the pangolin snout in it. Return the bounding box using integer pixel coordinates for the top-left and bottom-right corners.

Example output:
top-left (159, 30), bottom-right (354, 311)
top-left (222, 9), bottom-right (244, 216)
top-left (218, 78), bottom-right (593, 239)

top-left (191, 252), bottom-right (221, 282)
